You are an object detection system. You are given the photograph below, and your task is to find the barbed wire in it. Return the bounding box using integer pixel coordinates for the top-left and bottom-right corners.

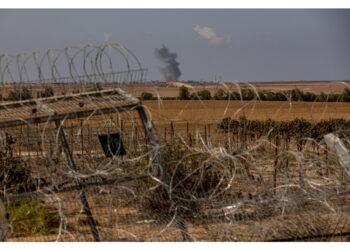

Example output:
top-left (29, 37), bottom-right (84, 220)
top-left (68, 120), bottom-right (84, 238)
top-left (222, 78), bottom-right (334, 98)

top-left (0, 43), bottom-right (147, 84)
top-left (0, 43), bottom-right (349, 242)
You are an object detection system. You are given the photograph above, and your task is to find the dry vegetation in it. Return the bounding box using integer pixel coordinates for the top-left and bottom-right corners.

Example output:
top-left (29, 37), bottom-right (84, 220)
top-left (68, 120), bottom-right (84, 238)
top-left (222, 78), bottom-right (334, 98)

top-left (1, 80), bottom-right (349, 101)
top-left (2, 82), bottom-right (350, 242)
top-left (143, 100), bottom-right (350, 122)
top-left (121, 81), bottom-right (350, 97)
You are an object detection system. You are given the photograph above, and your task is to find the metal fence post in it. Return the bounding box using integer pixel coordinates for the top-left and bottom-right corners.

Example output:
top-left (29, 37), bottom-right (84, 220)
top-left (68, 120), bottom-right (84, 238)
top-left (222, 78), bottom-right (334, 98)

top-left (0, 199), bottom-right (7, 242)
top-left (136, 105), bottom-right (193, 242)
top-left (55, 119), bottom-right (100, 242)
top-left (137, 105), bottom-right (165, 180)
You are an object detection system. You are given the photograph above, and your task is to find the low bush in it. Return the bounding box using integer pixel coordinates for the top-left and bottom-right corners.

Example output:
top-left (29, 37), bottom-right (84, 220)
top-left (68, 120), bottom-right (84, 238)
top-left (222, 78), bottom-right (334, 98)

top-left (217, 116), bottom-right (350, 148)
top-left (37, 87), bottom-right (54, 98)
top-left (88, 83), bottom-right (103, 92)
top-left (178, 86), bottom-right (190, 100)
top-left (140, 138), bottom-right (236, 221)
top-left (140, 92), bottom-right (154, 100)
top-left (0, 133), bottom-right (36, 194)
top-left (7, 87), bottom-right (32, 101)
top-left (191, 89), bottom-right (212, 100)
top-left (5, 199), bottom-right (59, 237)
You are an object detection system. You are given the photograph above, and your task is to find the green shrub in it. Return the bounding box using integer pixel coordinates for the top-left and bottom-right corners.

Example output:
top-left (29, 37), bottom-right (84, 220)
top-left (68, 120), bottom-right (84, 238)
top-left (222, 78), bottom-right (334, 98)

top-left (5, 199), bottom-right (59, 237)
top-left (193, 89), bottom-right (212, 100)
top-left (7, 87), bottom-right (32, 101)
top-left (0, 133), bottom-right (36, 194)
top-left (37, 87), bottom-right (54, 98)
top-left (140, 92), bottom-right (153, 100)
top-left (213, 89), bottom-right (226, 100)
top-left (88, 83), bottom-right (103, 92)
top-left (178, 86), bottom-right (190, 100)
top-left (217, 116), bottom-right (350, 143)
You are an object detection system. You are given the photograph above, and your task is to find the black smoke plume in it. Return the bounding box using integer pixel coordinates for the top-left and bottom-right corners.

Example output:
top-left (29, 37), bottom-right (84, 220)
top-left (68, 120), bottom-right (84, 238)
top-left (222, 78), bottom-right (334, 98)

top-left (155, 45), bottom-right (181, 81)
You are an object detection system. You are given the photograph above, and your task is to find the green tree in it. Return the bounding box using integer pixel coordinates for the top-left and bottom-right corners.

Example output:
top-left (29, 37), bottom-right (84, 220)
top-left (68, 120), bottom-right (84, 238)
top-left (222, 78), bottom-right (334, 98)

top-left (8, 87), bottom-right (32, 101)
top-left (0, 133), bottom-right (35, 194)
top-left (318, 92), bottom-right (327, 102)
top-left (214, 89), bottom-right (226, 100)
top-left (241, 88), bottom-right (255, 100)
top-left (140, 92), bottom-right (153, 100)
top-left (179, 86), bottom-right (190, 100)
top-left (197, 89), bottom-right (212, 100)
top-left (37, 87), bottom-right (54, 98)
top-left (289, 88), bottom-right (303, 101)
top-left (88, 83), bottom-right (103, 92)
top-left (343, 88), bottom-right (350, 102)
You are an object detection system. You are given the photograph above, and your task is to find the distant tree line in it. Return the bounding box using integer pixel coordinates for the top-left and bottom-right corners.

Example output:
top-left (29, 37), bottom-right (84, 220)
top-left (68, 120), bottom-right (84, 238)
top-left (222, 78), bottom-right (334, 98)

top-left (177, 86), bottom-right (350, 102)
top-left (2, 87), bottom-right (55, 101)
top-left (3, 85), bottom-right (350, 103)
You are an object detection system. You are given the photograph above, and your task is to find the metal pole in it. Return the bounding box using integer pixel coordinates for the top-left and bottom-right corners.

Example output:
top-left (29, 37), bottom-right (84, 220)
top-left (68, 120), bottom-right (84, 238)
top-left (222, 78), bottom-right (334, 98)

top-left (164, 127), bottom-right (167, 142)
top-left (136, 105), bottom-right (192, 242)
top-left (0, 199), bottom-right (7, 242)
top-left (170, 121), bottom-right (174, 139)
top-left (55, 119), bottom-right (100, 242)
top-left (137, 105), bottom-right (165, 180)
top-left (186, 121), bottom-right (189, 143)
top-left (80, 120), bottom-right (84, 155)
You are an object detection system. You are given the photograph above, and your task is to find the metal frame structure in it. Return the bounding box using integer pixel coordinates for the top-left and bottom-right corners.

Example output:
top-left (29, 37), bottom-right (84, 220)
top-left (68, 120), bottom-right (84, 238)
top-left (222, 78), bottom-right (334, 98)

top-left (0, 88), bottom-right (161, 241)
top-left (0, 43), bottom-right (192, 242)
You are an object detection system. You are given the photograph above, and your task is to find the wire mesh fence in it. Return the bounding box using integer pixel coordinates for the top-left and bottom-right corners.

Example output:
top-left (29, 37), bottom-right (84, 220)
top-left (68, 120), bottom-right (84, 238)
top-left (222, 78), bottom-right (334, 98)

top-left (1, 43), bottom-right (350, 242)
top-left (2, 112), bottom-right (350, 242)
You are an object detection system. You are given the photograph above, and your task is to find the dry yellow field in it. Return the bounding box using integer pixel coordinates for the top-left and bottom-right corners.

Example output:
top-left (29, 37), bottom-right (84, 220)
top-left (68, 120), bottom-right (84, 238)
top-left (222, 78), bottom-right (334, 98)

top-left (121, 81), bottom-right (350, 98)
top-left (142, 100), bottom-right (350, 123)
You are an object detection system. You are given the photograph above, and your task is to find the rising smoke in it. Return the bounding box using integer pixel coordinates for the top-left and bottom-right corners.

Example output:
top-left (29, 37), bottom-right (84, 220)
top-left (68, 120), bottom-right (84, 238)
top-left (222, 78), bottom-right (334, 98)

top-left (155, 45), bottom-right (181, 82)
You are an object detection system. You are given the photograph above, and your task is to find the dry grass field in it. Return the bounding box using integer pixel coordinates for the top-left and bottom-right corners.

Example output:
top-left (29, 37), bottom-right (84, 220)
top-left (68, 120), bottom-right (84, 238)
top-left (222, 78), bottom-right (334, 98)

top-left (143, 100), bottom-right (350, 123)
top-left (121, 80), bottom-right (350, 98)
top-left (244, 80), bottom-right (350, 94)
top-left (3, 82), bottom-right (350, 242)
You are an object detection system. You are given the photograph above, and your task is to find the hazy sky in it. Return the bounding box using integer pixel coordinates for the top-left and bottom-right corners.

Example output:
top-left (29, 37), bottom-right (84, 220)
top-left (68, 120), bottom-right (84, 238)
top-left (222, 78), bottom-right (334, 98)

top-left (0, 9), bottom-right (349, 82)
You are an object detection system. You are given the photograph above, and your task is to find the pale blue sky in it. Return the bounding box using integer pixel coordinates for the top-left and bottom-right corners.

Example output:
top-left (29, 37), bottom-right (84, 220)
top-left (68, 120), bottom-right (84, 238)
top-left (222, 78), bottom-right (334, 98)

top-left (0, 9), bottom-right (349, 81)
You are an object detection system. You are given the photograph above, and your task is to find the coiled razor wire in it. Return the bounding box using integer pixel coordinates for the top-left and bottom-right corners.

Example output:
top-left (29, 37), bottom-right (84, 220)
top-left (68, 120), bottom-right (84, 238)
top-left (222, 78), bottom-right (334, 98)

top-left (0, 43), bottom-right (147, 85)
top-left (0, 42), bottom-right (350, 242)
